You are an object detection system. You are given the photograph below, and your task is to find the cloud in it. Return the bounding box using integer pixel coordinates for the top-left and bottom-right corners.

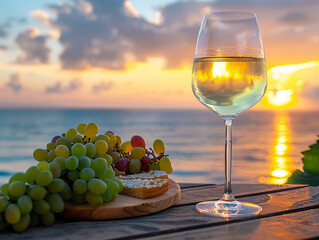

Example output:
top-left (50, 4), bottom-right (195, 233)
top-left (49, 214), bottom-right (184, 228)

top-left (0, 24), bottom-right (7, 38)
top-left (6, 73), bottom-right (22, 93)
top-left (30, 10), bottom-right (50, 20)
top-left (15, 27), bottom-right (50, 64)
top-left (42, 0), bottom-right (319, 71)
top-left (46, 78), bottom-right (82, 93)
top-left (92, 81), bottom-right (113, 93)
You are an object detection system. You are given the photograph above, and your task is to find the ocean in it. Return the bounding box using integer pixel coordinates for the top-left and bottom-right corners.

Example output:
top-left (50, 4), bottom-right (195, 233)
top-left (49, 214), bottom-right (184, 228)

top-left (0, 109), bottom-right (318, 185)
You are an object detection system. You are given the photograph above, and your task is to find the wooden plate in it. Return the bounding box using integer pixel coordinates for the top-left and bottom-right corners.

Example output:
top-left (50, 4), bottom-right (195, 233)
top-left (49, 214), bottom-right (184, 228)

top-left (61, 179), bottom-right (181, 220)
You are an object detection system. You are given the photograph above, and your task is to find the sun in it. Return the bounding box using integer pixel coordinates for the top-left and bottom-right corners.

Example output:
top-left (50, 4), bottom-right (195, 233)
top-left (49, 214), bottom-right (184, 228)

top-left (264, 61), bottom-right (319, 109)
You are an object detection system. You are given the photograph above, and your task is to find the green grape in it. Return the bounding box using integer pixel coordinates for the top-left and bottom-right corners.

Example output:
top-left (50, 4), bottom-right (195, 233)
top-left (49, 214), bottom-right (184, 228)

top-left (112, 178), bottom-right (124, 192)
top-left (36, 170), bottom-right (53, 186)
top-left (129, 158), bottom-right (142, 174)
top-left (9, 172), bottom-right (26, 184)
top-left (68, 170), bottom-right (80, 182)
top-left (17, 195), bottom-right (32, 214)
top-left (71, 192), bottom-right (86, 205)
top-left (40, 212), bottom-right (55, 226)
top-left (120, 141), bottom-right (133, 153)
top-left (12, 213), bottom-right (30, 232)
top-left (98, 154), bottom-right (113, 167)
top-left (66, 128), bottom-right (78, 141)
top-left (71, 143), bottom-right (86, 158)
top-left (85, 143), bottom-right (96, 158)
top-left (115, 135), bottom-right (122, 145)
top-left (37, 161), bottom-right (49, 171)
top-left (55, 145), bottom-right (70, 158)
top-left (110, 151), bottom-right (120, 163)
top-left (95, 140), bottom-right (108, 155)
top-left (53, 157), bottom-right (66, 170)
top-left (0, 215), bottom-right (9, 231)
top-left (8, 181), bottom-right (26, 197)
top-left (1, 183), bottom-right (9, 196)
top-left (131, 147), bottom-right (146, 159)
top-left (79, 168), bottom-right (95, 181)
top-left (5, 204), bottom-right (21, 224)
top-left (55, 137), bottom-right (72, 148)
top-left (47, 143), bottom-right (56, 151)
top-left (27, 185), bottom-right (46, 200)
top-left (84, 123), bottom-right (99, 138)
top-left (73, 136), bottom-right (83, 144)
top-left (94, 134), bottom-right (110, 144)
top-left (105, 133), bottom-right (117, 146)
top-left (149, 162), bottom-right (160, 171)
top-left (85, 191), bottom-right (103, 207)
top-left (0, 196), bottom-right (9, 212)
top-left (153, 139), bottom-right (165, 154)
top-left (65, 156), bottom-right (79, 170)
top-left (26, 166), bottom-right (41, 184)
top-left (88, 179), bottom-right (107, 194)
top-left (159, 157), bottom-right (172, 174)
top-left (48, 149), bottom-right (56, 162)
top-left (102, 168), bottom-right (115, 179)
top-left (77, 123), bottom-right (86, 134)
top-left (103, 179), bottom-right (119, 195)
top-left (73, 179), bottom-right (87, 194)
top-left (33, 200), bottom-right (50, 215)
top-left (49, 162), bottom-right (61, 178)
top-left (29, 212), bottom-right (40, 228)
top-left (106, 144), bottom-right (114, 154)
top-left (59, 182), bottom-right (72, 201)
top-left (91, 158), bottom-right (107, 178)
top-left (46, 193), bottom-right (64, 213)
top-left (47, 178), bottom-right (64, 193)
top-left (78, 156), bottom-right (91, 170)
top-left (33, 149), bottom-right (48, 161)
top-left (101, 187), bottom-right (112, 202)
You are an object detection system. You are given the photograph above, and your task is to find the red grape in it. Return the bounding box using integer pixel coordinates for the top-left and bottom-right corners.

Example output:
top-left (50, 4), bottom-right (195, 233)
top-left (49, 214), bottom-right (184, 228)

top-left (131, 135), bottom-right (145, 148)
top-left (116, 158), bottom-right (129, 171)
top-left (51, 136), bottom-right (61, 144)
top-left (141, 156), bottom-right (151, 165)
top-left (141, 164), bottom-right (149, 171)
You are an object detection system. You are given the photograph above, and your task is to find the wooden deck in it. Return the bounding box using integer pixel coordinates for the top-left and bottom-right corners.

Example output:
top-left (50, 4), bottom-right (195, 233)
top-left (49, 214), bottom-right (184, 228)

top-left (2, 183), bottom-right (319, 240)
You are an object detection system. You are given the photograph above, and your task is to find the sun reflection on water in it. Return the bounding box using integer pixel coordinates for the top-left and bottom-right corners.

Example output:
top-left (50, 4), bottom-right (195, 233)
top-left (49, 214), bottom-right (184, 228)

top-left (259, 114), bottom-right (295, 185)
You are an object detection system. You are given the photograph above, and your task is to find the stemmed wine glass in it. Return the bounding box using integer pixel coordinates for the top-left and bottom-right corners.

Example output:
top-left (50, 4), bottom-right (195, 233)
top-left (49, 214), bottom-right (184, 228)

top-left (192, 11), bottom-right (267, 218)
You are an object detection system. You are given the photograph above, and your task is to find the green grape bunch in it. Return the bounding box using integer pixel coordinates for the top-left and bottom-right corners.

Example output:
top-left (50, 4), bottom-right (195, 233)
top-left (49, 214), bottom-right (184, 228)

top-left (0, 122), bottom-right (172, 233)
top-left (0, 123), bottom-right (124, 233)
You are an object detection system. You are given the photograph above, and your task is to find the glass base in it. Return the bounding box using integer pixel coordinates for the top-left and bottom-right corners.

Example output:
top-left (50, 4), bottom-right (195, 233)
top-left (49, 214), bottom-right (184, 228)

top-left (196, 200), bottom-right (262, 218)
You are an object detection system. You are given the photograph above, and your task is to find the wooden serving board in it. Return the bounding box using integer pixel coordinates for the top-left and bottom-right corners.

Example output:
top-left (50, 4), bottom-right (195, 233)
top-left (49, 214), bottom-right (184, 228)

top-left (61, 179), bottom-right (181, 220)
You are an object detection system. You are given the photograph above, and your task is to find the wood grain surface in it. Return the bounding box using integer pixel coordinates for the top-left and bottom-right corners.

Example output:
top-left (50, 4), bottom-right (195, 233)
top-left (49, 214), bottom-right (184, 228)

top-left (1, 183), bottom-right (315, 240)
top-left (61, 179), bottom-right (181, 220)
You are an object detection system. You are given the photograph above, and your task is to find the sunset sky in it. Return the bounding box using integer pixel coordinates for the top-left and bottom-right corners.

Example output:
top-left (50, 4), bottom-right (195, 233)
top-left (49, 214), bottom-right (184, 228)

top-left (0, 0), bottom-right (318, 110)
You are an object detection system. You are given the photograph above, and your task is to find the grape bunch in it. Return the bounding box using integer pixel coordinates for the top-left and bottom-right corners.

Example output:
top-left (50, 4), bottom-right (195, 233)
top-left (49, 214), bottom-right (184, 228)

top-left (0, 123), bottom-right (123, 232)
top-left (0, 122), bottom-right (172, 233)
top-left (116, 135), bottom-right (173, 175)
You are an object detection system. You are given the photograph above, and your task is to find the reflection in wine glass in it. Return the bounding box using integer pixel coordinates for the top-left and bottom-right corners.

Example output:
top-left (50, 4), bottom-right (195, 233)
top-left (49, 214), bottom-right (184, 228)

top-left (259, 114), bottom-right (296, 184)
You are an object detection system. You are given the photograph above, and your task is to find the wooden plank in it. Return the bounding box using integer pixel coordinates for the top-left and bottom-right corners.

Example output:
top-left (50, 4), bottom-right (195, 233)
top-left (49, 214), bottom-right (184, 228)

top-left (1, 185), bottom-right (316, 240)
top-left (178, 183), bottom-right (215, 189)
top-left (178, 184), bottom-right (307, 205)
top-left (147, 208), bottom-right (319, 240)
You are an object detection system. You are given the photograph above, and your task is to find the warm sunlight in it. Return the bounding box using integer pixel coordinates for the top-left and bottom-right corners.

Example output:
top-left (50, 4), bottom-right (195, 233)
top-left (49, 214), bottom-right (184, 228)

top-left (265, 61), bottom-right (319, 109)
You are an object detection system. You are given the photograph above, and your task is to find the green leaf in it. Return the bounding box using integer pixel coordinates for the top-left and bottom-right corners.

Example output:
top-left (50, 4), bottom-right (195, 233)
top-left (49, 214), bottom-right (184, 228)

top-left (286, 169), bottom-right (304, 184)
top-left (302, 149), bottom-right (319, 174)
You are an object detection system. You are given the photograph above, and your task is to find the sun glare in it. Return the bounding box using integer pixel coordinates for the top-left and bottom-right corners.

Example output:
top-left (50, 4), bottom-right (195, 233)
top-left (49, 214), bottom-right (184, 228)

top-left (265, 61), bottom-right (319, 109)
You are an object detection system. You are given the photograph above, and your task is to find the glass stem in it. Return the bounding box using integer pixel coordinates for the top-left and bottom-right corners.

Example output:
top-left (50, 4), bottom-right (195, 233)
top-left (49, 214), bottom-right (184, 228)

top-left (221, 117), bottom-right (235, 201)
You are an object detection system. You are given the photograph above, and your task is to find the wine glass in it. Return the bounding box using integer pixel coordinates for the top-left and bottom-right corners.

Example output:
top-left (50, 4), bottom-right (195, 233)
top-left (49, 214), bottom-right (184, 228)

top-left (192, 11), bottom-right (267, 218)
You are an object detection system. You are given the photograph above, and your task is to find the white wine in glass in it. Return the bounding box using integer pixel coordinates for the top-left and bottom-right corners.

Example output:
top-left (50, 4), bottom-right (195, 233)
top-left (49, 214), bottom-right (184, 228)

top-left (192, 11), bottom-right (267, 218)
